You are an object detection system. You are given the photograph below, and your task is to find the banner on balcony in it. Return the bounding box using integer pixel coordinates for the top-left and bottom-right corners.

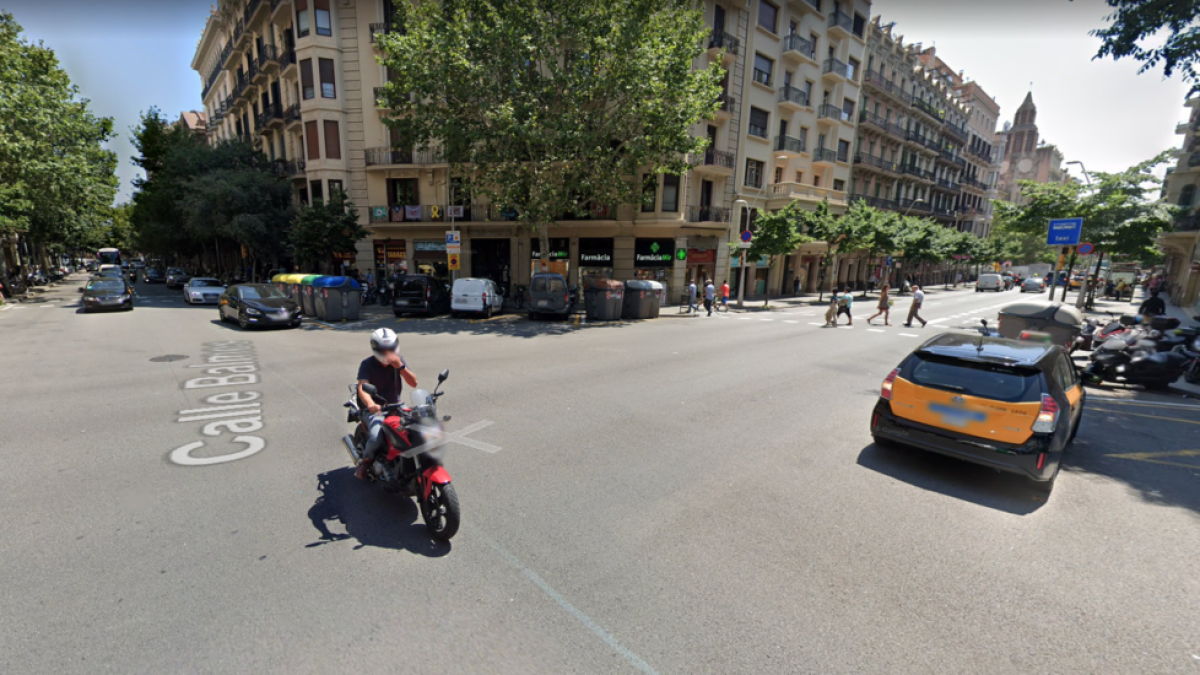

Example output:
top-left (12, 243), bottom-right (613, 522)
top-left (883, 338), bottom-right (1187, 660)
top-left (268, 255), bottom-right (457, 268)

top-left (448, 205), bottom-right (464, 219)
top-left (372, 206), bottom-right (387, 221)
top-left (391, 205), bottom-right (404, 222)
top-left (405, 206), bottom-right (423, 221)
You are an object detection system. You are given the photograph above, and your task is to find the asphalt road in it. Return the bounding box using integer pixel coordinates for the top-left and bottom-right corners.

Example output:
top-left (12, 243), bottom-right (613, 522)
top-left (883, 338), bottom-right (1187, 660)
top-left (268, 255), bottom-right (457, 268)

top-left (2, 276), bottom-right (1199, 675)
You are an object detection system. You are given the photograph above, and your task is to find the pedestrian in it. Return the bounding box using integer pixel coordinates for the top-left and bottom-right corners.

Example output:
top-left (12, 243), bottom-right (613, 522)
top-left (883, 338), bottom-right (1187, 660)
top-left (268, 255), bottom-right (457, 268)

top-left (704, 279), bottom-right (716, 316)
top-left (868, 273), bottom-right (878, 293)
top-left (956, 271), bottom-right (963, 287)
top-left (687, 280), bottom-right (698, 314)
top-left (793, 276), bottom-right (801, 296)
top-left (720, 279), bottom-right (730, 310)
top-left (901, 277), bottom-right (911, 295)
top-left (867, 283), bottom-right (891, 326)
top-left (1115, 279), bottom-right (1128, 301)
top-left (903, 285), bottom-right (927, 328)
top-left (824, 288), bottom-right (839, 326)
top-left (366, 270), bottom-right (374, 289)
top-left (835, 287), bottom-right (853, 325)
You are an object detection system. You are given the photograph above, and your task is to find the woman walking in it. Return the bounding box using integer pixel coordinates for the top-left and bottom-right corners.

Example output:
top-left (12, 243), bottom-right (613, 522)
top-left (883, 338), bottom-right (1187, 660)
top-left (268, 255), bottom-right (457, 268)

top-left (867, 283), bottom-right (891, 326)
top-left (824, 288), bottom-right (839, 326)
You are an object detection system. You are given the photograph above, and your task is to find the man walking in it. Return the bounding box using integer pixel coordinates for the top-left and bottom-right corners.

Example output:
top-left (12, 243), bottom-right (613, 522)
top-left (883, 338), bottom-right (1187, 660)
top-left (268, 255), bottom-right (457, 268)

top-left (903, 285), bottom-right (927, 328)
top-left (686, 280), bottom-right (698, 314)
top-left (704, 279), bottom-right (716, 316)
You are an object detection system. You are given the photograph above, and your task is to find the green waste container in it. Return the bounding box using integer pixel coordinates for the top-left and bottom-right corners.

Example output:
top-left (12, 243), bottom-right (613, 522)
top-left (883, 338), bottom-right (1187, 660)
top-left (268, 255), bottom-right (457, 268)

top-left (298, 275), bottom-right (321, 318)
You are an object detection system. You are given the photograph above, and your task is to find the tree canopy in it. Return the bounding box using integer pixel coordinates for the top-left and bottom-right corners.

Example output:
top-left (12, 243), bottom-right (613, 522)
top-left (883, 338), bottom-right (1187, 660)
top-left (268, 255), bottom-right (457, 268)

top-left (377, 0), bottom-right (723, 268)
top-left (291, 189), bottom-right (367, 273)
top-left (1085, 0), bottom-right (1200, 96)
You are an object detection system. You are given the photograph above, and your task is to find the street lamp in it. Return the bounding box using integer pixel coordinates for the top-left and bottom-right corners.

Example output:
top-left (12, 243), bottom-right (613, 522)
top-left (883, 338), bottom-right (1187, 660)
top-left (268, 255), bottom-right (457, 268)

top-left (901, 197), bottom-right (927, 217)
top-left (1066, 160), bottom-right (1092, 185)
top-left (1065, 160), bottom-right (1096, 308)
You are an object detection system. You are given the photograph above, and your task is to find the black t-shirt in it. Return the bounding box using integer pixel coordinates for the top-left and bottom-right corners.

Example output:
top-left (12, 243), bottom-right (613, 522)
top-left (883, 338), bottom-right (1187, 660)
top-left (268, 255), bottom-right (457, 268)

top-left (1139, 296), bottom-right (1165, 316)
top-left (357, 356), bottom-right (405, 405)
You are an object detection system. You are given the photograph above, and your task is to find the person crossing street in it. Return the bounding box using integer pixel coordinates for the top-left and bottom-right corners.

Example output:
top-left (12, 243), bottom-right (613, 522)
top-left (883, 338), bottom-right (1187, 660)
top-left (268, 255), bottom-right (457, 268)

top-left (704, 279), bottom-right (716, 316)
top-left (903, 285), bottom-right (927, 328)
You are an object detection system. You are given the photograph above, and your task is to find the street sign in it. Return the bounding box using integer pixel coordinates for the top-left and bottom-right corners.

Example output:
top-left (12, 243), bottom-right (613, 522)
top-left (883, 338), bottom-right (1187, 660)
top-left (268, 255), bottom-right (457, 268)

top-left (737, 242), bottom-right (752, 249)
top-left (447, 253), bottom-right (460, 270)
top-left (1047, 218), bottom-right (1083, 246)
top-left (445, 231), bottom-right (460, 246)
top-left (446, 243), bottom-right (461, 255)
top-left (885, 255), bottom-right (894, 267)
top-left (740, 230), bottom-right (753, 243)
top-left (1078, 242), bottom-right (1095, 255)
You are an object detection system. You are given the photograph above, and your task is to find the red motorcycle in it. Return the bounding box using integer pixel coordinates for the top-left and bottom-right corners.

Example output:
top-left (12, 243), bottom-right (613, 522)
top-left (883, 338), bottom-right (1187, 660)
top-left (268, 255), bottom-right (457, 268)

top-left (342, 370), bottom-right (460, 541)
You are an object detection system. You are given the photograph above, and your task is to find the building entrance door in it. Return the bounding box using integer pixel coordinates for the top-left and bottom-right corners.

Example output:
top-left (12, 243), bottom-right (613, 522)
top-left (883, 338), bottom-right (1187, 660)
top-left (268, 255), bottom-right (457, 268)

top-left (469, 238), bottom-right (512, 297)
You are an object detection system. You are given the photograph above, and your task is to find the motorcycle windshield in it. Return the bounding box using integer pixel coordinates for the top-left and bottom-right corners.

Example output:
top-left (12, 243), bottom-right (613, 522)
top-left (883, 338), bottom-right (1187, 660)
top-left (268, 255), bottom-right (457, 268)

top-left (409, 389), bottom-right (432, 408)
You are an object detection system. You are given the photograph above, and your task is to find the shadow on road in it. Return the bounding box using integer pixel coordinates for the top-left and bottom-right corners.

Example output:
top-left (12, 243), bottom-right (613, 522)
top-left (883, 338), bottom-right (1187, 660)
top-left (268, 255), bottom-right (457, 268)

top-left (305, 467), bottom-right (451, 556)
top-left (856, 442), bottom-right (1046, 515)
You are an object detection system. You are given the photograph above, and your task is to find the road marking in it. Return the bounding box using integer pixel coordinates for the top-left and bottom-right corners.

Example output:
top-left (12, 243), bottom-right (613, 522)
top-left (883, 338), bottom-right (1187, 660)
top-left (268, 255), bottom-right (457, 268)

top-left (1086, 398), bottom-right (1200, 410)
top-left (405, 420), bottom-right (501, 455)
top-left (867, 328), bottom-right (885, 333)
top-left (738, 317), bottom-right (752, 321)
top-left (808, 322), bottom-right (825, 326)
top-left (927, 318), bottom-right (948, 324)
top-left (759, 318), bottom-right (773, 322)
top-left (783, 320), bottom-right (799, 324)
top-left (1103, 449), bottom-right (1200, 469)
top-left (1089, 408), bottom-right (1200, 427)
top-left (899, 333), bottom-right (919, 337)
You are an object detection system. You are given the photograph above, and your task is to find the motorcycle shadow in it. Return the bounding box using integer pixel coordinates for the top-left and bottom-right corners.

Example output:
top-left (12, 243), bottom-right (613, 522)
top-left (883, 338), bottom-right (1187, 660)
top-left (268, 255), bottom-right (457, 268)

top-left (306, 467), bottom-right (451, 557)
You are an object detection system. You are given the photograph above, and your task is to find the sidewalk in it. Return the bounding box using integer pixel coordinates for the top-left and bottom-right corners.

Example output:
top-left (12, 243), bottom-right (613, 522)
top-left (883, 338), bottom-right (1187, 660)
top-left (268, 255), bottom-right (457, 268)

top-left (702, 282), bottom-right (978, 314)
top-left (1083, 288), bottom-right (1200, 397)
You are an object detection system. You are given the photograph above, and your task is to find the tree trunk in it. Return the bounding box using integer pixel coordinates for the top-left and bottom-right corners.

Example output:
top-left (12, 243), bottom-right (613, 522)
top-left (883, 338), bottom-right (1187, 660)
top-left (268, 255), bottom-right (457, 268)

top-left (537, 223), bottom-right (551, 276)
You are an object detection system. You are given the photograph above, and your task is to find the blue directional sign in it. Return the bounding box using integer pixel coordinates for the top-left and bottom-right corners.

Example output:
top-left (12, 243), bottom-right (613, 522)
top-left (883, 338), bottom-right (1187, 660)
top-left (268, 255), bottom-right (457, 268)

top-left (1047, 218), bottom-right (1083, 246)
top-left (885, 255), bottom-right (894, 267)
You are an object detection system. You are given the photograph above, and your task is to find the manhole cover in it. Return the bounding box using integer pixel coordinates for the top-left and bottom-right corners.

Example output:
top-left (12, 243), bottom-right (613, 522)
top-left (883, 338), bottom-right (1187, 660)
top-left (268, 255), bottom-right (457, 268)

top-left (149, 355), bottom-right (188, 363)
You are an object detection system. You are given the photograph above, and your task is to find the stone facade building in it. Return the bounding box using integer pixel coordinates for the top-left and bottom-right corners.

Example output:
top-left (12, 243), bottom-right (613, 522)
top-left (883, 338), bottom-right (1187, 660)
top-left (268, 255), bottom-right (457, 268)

top-left (995, 92), bottom-right (1068, 205)
top-left (1159, 95), bottom-right (1200, 311)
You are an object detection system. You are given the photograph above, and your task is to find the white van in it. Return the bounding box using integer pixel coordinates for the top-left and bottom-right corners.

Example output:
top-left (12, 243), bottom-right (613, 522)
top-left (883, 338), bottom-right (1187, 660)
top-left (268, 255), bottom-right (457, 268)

top-left (450, 278), bottom-right (504, 318)
top-left (976, 273), bottom-right (1004, 292)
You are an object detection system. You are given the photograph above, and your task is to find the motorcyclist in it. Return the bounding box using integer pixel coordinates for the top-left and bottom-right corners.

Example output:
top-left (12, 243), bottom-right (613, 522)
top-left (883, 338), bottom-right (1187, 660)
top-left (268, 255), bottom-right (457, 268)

top-left (355, 328), bottom-right (418, 479)
top-left (1138, 289), bottom-right (1166, 318)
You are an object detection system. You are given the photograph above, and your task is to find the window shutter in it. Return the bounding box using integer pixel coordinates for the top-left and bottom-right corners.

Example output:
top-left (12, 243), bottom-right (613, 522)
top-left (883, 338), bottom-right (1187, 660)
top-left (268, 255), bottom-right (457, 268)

top-left (305, 121), bottom-right (320, 159)
top-left (314, 0), bottom-right (329, 9)
top-left (300, 59), bottom-right (314, 99)
top-left (323, 120), bottom-right (341, 160)
top-left (296, 0), bottom-right (306, 9)
top-left (318, 58), bottom-right (336, 98)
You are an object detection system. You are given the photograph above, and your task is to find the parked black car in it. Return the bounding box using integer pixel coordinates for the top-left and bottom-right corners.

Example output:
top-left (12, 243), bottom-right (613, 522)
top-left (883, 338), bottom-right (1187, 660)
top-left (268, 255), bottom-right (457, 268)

top-left (143, 268), bottom-right (166, 284)
top-left (81, 277), bottom-right (134, 313)
top-left (392, 275), bottom-right (451, 317)
top-left (218, 283), bottom-right (302, 329)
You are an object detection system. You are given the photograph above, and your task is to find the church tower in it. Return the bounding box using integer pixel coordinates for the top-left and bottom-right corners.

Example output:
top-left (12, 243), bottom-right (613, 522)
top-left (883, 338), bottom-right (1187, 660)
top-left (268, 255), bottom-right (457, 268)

top-left (1007, 92), bottom-right (1038, 159)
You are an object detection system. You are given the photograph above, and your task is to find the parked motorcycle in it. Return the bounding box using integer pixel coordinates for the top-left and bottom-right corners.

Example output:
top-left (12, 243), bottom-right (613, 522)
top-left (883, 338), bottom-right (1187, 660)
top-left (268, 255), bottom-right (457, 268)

top-left (361, 285), bottom-right (378, 305)
top-left (1083, 317), bottom-right (1195, 389)
top-left (341, 369), bottom-right (460, 541)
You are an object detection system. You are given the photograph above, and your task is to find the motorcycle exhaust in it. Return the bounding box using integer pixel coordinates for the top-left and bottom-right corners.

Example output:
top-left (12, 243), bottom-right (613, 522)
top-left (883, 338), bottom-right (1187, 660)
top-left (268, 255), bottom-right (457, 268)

top-left (342, 435), bottom-right (361, 465)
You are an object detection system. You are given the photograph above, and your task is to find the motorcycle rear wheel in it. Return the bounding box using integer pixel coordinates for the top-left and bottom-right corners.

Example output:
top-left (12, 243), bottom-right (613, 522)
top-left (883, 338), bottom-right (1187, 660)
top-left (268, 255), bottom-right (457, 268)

top-left (1185, 363), bottom-right (1200, 385)
top-left (420, 482), bottom-right (460, 542)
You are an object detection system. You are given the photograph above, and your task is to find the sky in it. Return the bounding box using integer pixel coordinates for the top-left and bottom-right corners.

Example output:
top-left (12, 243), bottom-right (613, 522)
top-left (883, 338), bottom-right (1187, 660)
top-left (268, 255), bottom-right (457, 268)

top-left (2, 0), bottom-right (1190, 203)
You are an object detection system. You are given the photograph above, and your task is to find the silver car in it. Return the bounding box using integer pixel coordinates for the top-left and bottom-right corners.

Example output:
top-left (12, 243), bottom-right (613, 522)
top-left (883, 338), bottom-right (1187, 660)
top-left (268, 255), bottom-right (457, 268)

top-left (1021, 276), bottom-right (1045, 293)
top-left (184, 278), bottom-right (226, 304)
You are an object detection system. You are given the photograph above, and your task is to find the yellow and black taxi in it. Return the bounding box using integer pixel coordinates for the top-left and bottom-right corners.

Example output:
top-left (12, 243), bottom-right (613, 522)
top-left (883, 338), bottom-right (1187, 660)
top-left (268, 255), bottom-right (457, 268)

top-left (870, 333), bottom-right (1085, 492)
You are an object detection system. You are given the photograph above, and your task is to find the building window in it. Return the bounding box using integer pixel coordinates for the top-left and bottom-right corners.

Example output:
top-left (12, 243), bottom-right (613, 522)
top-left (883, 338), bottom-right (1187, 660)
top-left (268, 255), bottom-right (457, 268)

top-left (833, 178), bottom-right (846, 191)
top-left (745, 159), bottom-right (764, 189)
top-left (315, 0), bottom-right (332, 36)
top-left (319, 58), bottom-right (336, 98)
top-left (837, 139), bottom-right (850, 163)
top-left (847, 57), bottom-right (860, 81)
top-left (852, 13), bottom-right (866, 38)
top-left (1179, 184), bottom-right (1196, 207)
top-left (641, 174), bottom-right (656, 212)
top-left (662, 174), bottom-right (679, 212)
top-left (296, 0), bottom-right (310, 37)
top-left (753, 54), bottom-right (773, 86)
top-left (328, 179), bottom-right (343, 198)
top-left (300, 59), bottom-right (315, 99)
top-left (323, 120), bottom-right (341, 159)
top-left (774, 167), bottom-right (784, 184)
top-left (813, 174), bottom-right (820, 187)
top-left (842, 98), bottom-right (855, 120)
top-left (758, 0), bottom-right (778, 33)
top-left (298, 187), bottom-right (309, 205)
top-left (748, 107), bottom-right (769, 138)
top-left (304, 120), bottom-right (320, 159)
top-left (794, 170), bottom-right (803, 183)
top-left (310, 179), bottom-right (324, 204)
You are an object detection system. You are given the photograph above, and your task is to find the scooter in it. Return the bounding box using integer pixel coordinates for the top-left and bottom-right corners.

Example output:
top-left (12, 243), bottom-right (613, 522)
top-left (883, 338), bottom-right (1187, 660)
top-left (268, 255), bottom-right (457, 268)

top-left (341, 370), bottom-right (460, 541)
top-left (1083, 319), bottom-right (1194, 390)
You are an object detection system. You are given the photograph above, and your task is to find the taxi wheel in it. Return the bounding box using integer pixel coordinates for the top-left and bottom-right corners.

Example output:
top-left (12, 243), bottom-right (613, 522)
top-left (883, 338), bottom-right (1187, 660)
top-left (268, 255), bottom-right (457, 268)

top-left (1067, 416), bottom-right (1081, 445)
top-left (1032, 471), bottom-right (1057, 494)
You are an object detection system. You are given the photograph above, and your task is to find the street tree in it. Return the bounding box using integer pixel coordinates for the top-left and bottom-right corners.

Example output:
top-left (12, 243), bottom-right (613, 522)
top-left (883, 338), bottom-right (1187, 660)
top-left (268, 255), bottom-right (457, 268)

top-left (745, 201), bottom-right (811, 307)
top-left (290, 189), bottom-right (368, 273)
top-left (1084, 0), bottom-right (1200, 95)
top-left (377, 0), bottom-right (723, 269)
top-left (804, 200), bottom-right (871, 298)
top-left (847, 199), bottom-right (902, 294)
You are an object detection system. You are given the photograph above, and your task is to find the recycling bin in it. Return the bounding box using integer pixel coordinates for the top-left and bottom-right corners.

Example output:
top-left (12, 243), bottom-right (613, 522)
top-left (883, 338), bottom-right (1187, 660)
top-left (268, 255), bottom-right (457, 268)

top-left (298, 275), bottom-right (321, 318)
top-left (622, 280), bottom-right (663, 319)
top-left (313, 276), bottom-right (363, 321)
top-left (274, 273), bottom-right (310, 306)
top-left (997, 301), bottom-right (1084, 349)
top-left (584, 278), bottom-right (625, 321)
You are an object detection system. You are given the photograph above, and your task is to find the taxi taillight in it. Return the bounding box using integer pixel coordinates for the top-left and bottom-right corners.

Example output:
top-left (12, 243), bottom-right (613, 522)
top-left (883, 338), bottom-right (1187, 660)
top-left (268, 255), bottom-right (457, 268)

top-left (881, 368), bottom-right (900, 400)
top-left (1032, 394), bottom-right (1059, 433)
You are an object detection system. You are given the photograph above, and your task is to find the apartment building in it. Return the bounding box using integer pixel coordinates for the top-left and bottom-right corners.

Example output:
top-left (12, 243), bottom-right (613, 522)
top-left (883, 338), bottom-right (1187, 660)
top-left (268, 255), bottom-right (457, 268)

top-left (192, 0), bottom-right (870, 301)
top-left (917, 46), bottom-right (1001, 238)
top-left (1159, 95), bottom-right (1200, 310)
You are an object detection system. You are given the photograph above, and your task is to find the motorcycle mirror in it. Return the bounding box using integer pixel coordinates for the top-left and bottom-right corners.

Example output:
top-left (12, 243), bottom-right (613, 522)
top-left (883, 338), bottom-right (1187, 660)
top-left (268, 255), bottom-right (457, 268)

top-left (442, 415), bottom-right (452, 422)
top-left (980, 319), bottom-right (988, 328)
top-left (438, 369), bottom-right (449, 382)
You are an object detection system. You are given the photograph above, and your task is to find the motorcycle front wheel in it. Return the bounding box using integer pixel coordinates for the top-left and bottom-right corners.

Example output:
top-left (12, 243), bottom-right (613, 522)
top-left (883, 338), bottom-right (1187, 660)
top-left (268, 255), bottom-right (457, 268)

top-left (1185, 361), bottom-right (1200, 385)
top-left (420, 482), bottom-right (461, 542)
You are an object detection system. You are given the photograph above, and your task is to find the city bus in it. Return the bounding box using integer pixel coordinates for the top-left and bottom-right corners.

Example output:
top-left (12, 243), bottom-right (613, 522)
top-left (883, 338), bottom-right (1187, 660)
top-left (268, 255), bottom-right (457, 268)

top-left (97, 248), bottom-right (122, 266)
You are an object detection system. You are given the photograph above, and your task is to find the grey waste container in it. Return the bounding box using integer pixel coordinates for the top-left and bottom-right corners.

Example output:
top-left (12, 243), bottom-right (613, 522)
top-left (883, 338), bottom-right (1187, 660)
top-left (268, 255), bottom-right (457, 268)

top-left (313, 276), bottom-right (362, 321)
top-left (997, 301), bottom-right (1084, 349)
top-left (297, 275), bottom-right (321, 318)
top-left (622, 280), bottom-right (663, 319)
top-left (584, 279), bottom-right (625, 321)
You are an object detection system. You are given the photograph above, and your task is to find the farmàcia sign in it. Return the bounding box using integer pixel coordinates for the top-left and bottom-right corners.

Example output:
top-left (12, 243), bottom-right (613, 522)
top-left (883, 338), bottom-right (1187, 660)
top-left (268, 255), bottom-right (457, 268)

top-left (634, 238), bottom-right (675, 267)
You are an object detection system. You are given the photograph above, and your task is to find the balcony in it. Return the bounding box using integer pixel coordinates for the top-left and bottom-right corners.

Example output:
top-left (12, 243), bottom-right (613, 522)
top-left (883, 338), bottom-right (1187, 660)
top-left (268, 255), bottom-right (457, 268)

top-left (1178, 121), bottom-right (1191, 135)
top-left (279, 48), bottom-right (296, 76)
top-left (257, 44), bottom-right (279, 74)
top-left (781, 33), bottom-right (815, 63)
top-left (686, 205), bottom-right (732, 223)
top-left (1175, 213), bottom-right (1200, 231)
top-left (861, 69), bottom-right (909, 106)
top-left (689, 149), bottom-right (736, 175)
top-left (270, 0), bottom-right (292, 26)
top-left (937, 149), bottom-right (967, 169)
top-left (707, 29), bottom-right (740, 62)
top-left (713, 91), bottom-right (736, 119)
top-left (817, 103), bottom-right (852, 125)
top-left (853, 153), bottom-right (897, 174)
top-left (369, 22), bottom-right (400, 44)
top-left (912, 97), bottom-right (945, 122)
top-left (812, 147), bottom-right (838, 165)
top-left (961, 176), bottom-right (988, 191)
top-left (827, 10), bottom-right (853, 39)
top-left (857, 111), bottom-right (893, 135)
top-left (220, 40), bottom-right (239, 70)
top-left (1189, 152), bottom-right (1200, 168)
top-left (769, 182), bottom-right (848, 206)
top-left (850, 194), bottom-right (898, 211)
top-left (273, 159), bottom-right (305, 178)
top-left (967, 146), bottom-right (993, 163)
top-left (935, 178), bottom-right (960, 192)
top-left (774, 135), bottom-right (806, 157)
top-left (942, 120), bottom-right (967, 143)
top-left (365, 147), bottom-right (446, 167)
top-left (777, 85), bottom-right (808, 111)
top-left (245, 0), bottom-right (268, 28)
top-left (898, 198), bottom-right (931, 213)
top-left (257, 103), bottom-right (284, 131)
top-left (822, 58), bottom-right (848, 82)
top-left (902, 164), bottom-right (935, 182)
top-left (283, 103), bottom-right (301, 128)
top-left (931, 205), bottom-right (957, 218)
top-left (233, 20), bottom-right (250, 51)
top-left (244, 60), bottom-right (260, 91)
top-left (752, 68), bottom-right (772, 87)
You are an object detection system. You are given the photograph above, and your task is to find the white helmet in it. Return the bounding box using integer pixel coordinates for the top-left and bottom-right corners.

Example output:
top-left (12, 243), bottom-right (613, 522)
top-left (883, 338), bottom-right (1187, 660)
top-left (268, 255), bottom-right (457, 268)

top-left (370, 328), bottom-right (399, 363)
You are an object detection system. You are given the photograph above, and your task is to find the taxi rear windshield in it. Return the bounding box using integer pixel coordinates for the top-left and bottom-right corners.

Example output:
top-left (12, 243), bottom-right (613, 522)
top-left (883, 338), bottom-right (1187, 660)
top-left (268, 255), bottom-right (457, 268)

top-left (905, 354), bottom-right (1042, 403)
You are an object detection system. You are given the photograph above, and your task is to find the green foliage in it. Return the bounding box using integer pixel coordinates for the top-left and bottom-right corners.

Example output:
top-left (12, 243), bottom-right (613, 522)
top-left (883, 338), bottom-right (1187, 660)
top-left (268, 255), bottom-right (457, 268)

top-left (1086, 0), bottom-right (1200, 95)
top-left (0, 12), bottom-right (118, 257)
top-left (378, 0), bottom-right (723, 261)
top-left (290, 190), bottom-right (367, 272)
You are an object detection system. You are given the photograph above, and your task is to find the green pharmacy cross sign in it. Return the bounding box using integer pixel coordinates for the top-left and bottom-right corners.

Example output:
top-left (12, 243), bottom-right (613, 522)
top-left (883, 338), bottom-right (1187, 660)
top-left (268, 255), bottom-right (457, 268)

top-left (676, 249), bottom-right (687, 261)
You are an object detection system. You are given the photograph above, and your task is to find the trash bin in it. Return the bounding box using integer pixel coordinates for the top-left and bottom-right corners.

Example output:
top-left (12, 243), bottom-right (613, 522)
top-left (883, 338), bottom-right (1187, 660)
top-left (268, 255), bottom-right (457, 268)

top-left (313, 276), bottom-right (362, 321)
top-left (584, 278), bottom-right (624, 321)
top-left (997, 301), bottom-right (1084, 349)
top-left (298, 275), bottom-right (321, 318)
top-left (275, 273), bottom-right (310, 306)
top-left (622, 280), bottom-right (663, 319)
